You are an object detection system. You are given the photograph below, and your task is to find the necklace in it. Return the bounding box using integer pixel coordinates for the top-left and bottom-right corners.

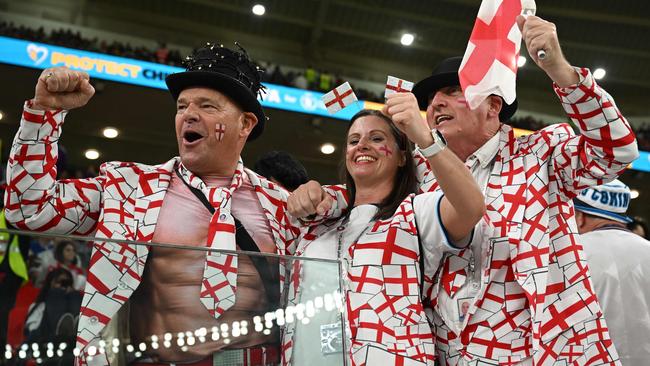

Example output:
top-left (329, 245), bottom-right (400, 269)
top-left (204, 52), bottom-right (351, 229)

top-left (335, 210), bottom-right (374, 261)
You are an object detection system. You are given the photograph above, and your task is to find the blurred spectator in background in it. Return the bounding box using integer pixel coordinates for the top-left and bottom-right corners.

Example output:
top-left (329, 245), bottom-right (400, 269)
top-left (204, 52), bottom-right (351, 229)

top-left (270, 65), bottom-right (287, 85)
top-left (0, 198), bottom-right (30, 349)
top-left (305, 65), bottom-right (317, 89)
top-left (50, 241), bottom-right (86, 291)
top-left (574, 180), bottom-right (650, 365)
top-left (319, 70), bottom-right (332, 91)
top-left (156, 42), bottom-right (169, 64)
top-left (254, 151), bottom-right (309, 191)
top-left (628, 216), bottom-right (649, 239)
top-left (293, 71), bottom-right (308, 89)
top-left (28, 237), bottom-right (57, 288)
top-left (24, 267), bottom-right (81, 349)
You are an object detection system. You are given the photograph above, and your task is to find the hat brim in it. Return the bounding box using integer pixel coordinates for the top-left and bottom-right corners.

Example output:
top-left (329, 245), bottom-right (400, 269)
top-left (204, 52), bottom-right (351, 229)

top-left (166, 71), bottom-right (266, 141)
top-left (412, 71), bottom-right (517, 122)
top-left (574, 202), bottom-right (633, 224)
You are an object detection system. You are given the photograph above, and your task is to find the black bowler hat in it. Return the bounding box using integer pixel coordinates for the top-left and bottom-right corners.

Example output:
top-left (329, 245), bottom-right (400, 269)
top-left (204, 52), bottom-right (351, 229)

top-left (166, 42), bottom-right (267, 141)
top-left (412, 56), bottom-right (518, 122)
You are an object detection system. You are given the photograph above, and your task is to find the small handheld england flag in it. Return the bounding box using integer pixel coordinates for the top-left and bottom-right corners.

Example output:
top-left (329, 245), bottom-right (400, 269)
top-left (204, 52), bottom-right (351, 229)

top-left (384, 76), bottom-right (414, 98)
top-left (322, 82), bottom-right (358, 114)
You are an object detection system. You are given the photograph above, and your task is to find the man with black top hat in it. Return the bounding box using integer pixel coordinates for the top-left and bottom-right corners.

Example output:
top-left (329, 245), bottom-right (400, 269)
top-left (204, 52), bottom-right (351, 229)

top-left (3, 43), bottom-right (323, 366)
top-left (573, 179), bottom-right (650, 365)
top-left (289, 14), bottom-right (638, 365)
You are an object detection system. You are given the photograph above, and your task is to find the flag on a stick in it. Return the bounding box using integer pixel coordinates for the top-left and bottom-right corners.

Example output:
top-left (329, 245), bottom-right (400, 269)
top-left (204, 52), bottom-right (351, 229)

top-left (459, 0), bottom-right (531, 109)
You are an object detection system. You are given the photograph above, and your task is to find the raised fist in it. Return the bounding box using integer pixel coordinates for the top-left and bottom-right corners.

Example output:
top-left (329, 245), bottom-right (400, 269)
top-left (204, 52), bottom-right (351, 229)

top-left (287, 180), bottom-right (333, 218)
top-left (32, 67), bottom-right (95, 111)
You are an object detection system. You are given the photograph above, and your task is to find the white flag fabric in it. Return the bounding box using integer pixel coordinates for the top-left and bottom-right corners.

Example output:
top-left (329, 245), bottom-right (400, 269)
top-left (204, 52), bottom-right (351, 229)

top-left (322, 82), bottom-right (358, 114)
top-left (384, 76), bottom-right (414, 98)
top-left (459, 0), bottom-right (532, 109)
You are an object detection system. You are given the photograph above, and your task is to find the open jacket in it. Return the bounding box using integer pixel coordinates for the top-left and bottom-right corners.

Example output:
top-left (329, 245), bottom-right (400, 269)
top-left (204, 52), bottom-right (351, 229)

top-left (413, 68), bottom-right (638, 365)
top-left (284, 194), bottom-right (447, 366)
top-left (3, 101), bottom-right (347, 365)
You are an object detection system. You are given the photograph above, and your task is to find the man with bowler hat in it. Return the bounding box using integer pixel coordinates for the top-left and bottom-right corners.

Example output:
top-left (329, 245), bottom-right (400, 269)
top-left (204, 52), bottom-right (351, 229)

top-left (3, 42), bottom-right (319, 366)
top-left (397, 14), bottom-right (638, 365)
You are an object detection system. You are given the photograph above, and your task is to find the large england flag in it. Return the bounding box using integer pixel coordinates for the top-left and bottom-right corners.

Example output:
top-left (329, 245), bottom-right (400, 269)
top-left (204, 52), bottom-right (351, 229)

top-left (459, 0), bottom-right (534, 109)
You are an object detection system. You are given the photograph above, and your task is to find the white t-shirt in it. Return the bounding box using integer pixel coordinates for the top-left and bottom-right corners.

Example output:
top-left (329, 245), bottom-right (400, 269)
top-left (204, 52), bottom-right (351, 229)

top-left (302, 191), bottom-right (459, 260)
top-left (581, 228), bottom-right (650, 365)
top-left (292, 191), bottom-right (463, 364)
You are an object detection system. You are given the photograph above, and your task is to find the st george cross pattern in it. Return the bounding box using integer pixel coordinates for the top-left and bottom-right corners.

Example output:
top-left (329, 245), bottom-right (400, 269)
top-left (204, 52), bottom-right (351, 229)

top-left (415, 68), bottom-right (637, 365)
top-left (459, 0), bottom-right (528, 109)
top-left (384, 76), bottom-right (414, 98)
top-left (3, 100), bottom-right (346, 365)
top-left (322, 82), bottom-right (358, 114)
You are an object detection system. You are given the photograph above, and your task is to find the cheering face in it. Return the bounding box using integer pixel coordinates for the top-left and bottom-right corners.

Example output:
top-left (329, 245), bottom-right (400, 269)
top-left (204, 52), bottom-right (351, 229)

top-left (345, 115), bottom-right (404, 189)
top-left (427, 85), bottom-right (492, 147)
top-left (175, 88), bottom-right (251, 175)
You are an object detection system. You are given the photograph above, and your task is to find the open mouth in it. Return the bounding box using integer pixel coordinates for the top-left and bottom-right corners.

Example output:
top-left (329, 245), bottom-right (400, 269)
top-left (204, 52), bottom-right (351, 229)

top-left (435, 114), bottom-right (453, 126)
top-left (183, 131), bottom-right (205, 144)
top-left (355, 155), bottom-right (377, 164)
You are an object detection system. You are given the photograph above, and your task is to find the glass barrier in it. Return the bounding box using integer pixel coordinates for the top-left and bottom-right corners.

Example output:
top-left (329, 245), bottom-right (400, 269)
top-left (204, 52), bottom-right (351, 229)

top-left (0, 228), bottom-right (347, 366)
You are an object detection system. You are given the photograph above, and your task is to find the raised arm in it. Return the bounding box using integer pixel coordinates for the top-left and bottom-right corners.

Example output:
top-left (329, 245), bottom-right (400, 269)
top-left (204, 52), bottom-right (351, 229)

top-left (286, 181), bottom-right (348, 224)
top-left (384, 93), bottom-right (485, 242)
top-left (518, 15), bottom-right (638, 198)
top-left (4, 67), bottom-right (103, 235)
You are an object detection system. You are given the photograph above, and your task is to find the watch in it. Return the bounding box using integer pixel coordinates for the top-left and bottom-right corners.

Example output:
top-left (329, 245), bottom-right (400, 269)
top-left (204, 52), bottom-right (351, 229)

top-left (417, 129), bottom-right (447, 158)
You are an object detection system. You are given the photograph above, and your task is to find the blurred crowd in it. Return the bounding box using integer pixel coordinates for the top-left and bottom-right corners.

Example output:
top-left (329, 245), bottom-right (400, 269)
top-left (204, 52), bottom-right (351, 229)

top-left (4, 20), bottom-right (650, 145)
top-left (0, 222), bottom-right (88, 360)
top-left (0, 21), bottom-right (184, 66)
top-left (0, 21), bottom-right (385, 103)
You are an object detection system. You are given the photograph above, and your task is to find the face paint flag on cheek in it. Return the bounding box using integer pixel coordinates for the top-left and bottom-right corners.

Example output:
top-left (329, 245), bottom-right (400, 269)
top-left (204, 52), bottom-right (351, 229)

top-left (322, 82), bottom-right (358, 115)
top-left (379, 145), bottom-right (393, 157)
top-left (384, 76), bottom-right (414, 99)
top-left (215, 123), bottom-right (226, 141)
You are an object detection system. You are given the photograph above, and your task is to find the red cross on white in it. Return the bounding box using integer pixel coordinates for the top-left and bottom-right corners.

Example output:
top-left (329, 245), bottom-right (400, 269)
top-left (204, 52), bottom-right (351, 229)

top-left (322, 81), bottom-right (358, 114)
top-left (384, 75), bottom-right (414, 98)
top-left (215, 123), bottom-right (226, 141)
top-left (459, 0), bottom-right (531, 109)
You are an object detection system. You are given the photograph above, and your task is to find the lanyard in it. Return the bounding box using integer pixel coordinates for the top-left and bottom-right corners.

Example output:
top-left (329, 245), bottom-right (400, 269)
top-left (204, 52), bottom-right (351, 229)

top-left (174, 168), bottom-right (280, 306)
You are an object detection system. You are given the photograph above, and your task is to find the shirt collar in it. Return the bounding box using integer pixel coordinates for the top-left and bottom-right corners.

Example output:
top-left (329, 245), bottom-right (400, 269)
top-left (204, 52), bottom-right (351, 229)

top-left (468, 132), bottom-right (500, 169)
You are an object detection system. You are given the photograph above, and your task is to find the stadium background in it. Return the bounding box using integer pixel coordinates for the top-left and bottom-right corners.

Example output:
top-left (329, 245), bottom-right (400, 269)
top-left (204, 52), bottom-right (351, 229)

top-left (1, 0), bottom-right (649, 221)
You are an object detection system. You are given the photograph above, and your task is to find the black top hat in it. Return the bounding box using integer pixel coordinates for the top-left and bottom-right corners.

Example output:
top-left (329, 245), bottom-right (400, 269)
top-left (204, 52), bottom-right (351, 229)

top-left (166, 42), bottom-right (266, 141)
top-left (412, 56), bottom-right (518, 122)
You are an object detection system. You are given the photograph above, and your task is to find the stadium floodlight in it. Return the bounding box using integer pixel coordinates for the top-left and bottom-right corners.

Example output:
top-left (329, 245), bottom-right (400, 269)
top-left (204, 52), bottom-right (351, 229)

top-left (400, 33), bottom-right (414, 46)
top-left (102, 127), bottom-right (119, 138)
top-left (517, 55), bottom-right (527, 67)
top-left (252, 4), bottom-right (266, 16)
top-left (320, 143), bottom-right (335, 155)
top-left (85, 149), bottom-right (100, 160)
top-left (593, 68), bottom-right (606, 80)
top-left (0, 111), bottom-right (3, 120)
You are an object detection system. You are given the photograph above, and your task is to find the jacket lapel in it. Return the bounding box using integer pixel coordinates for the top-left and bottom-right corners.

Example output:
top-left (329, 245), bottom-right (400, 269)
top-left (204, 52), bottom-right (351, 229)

top-left (485, 125), bottom-right (525, 243)
top-left (465, 126), bottom-right (526, 324)
top-left (133, 158), bottom-right (176, 268)
top-left (247, 168), bottom-right (297, 256)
